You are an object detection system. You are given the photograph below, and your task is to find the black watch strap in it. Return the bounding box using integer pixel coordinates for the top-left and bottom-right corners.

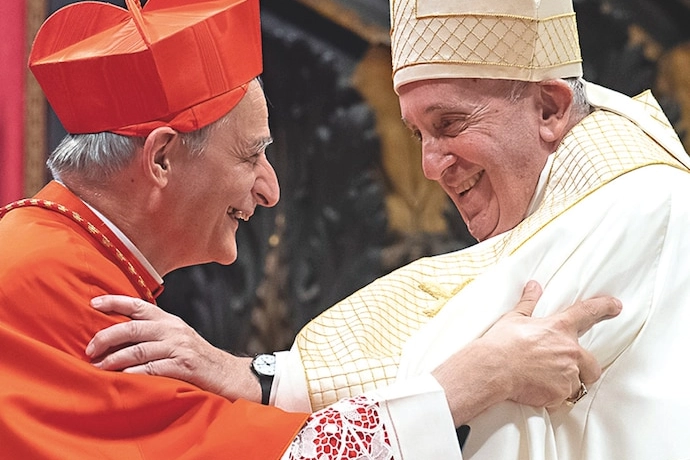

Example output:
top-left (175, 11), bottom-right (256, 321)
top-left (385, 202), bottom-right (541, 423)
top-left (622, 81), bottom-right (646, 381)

top-left (257, 374), bottom-right (272, 405)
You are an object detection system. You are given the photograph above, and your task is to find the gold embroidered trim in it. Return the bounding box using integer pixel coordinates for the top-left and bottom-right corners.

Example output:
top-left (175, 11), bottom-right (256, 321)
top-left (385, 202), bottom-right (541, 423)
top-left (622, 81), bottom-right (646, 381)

top-left (0, 199), bottom-right (155, 302)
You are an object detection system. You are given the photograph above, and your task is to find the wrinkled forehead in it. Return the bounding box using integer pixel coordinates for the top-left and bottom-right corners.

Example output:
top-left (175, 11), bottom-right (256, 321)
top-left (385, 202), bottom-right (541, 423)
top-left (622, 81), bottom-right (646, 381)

top-left (209, 80), bottom-right (271, 151)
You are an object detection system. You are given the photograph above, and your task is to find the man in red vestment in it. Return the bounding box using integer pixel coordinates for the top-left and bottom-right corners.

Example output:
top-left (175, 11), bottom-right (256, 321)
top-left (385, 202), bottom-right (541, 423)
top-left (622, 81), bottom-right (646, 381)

top-left (0, 0), bottom-right (620, 458)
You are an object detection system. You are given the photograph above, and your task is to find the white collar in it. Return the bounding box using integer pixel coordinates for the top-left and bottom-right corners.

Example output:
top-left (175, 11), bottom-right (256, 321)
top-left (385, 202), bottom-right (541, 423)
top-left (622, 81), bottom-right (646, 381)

top-left (85, 202), bottom-right (164, 285)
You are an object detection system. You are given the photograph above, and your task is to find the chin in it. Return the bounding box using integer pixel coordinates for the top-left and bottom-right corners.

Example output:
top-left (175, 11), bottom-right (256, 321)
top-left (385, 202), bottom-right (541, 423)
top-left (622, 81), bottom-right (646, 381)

top-left (213, 247), bottom-right (238, 266)
top-left (219, 254), bottom-right (238, 265)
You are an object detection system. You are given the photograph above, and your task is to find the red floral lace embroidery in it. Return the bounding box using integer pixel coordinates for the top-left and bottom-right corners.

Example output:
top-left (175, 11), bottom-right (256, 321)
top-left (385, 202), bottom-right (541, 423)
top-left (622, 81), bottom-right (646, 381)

top-left (282, 394), bottom-right (393, 460)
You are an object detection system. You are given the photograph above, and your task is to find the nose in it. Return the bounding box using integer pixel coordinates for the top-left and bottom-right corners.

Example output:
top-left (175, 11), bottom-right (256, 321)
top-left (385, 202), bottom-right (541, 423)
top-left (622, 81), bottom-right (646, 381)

top-left (421, 138), bottom-right (455, 181)
top-left (254, 156), bottom-right (280, 207)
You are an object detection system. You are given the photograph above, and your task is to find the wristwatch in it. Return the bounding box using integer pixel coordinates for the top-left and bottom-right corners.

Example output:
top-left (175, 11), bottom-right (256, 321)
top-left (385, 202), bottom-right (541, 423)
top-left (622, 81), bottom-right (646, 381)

top-left (250, 353), bottom-right (276, 405)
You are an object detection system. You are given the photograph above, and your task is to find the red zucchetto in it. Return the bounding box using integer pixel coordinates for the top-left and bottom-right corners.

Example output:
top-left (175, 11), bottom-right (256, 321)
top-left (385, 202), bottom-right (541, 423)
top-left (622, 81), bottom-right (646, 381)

top-left (29, 0), bottom-right (262, 136)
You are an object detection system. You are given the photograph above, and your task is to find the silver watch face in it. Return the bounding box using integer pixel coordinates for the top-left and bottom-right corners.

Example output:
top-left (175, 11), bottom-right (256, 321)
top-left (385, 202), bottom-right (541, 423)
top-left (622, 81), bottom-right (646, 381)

top-left (252, 353), bottom-right (276, 377)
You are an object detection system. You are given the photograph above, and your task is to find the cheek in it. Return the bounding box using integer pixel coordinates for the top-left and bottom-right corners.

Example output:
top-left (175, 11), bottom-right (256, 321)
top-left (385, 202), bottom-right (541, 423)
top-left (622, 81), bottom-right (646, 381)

top-left (493, 170), bottom-right (540, 228)
top-left (220, 165), bottom-right (254, 194)
top-left (230, 174), bottom-right (256, 198)
top-left (483, 163), bottom-right (536, 229)
top-left (488, 131), bottom-right (542, 192)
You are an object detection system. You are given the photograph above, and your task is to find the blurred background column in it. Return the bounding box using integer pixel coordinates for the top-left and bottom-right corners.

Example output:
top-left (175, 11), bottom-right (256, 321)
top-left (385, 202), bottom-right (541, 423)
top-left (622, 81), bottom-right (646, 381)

top-left (0, 0), bottom-right (48, 206)
top-left (0, 2), bottom-right (26, 205)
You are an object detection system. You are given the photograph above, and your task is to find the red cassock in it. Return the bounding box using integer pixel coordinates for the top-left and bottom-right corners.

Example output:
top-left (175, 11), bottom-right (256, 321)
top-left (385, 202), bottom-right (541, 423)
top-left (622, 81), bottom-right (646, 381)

top-left (0, 181), bottom-right (308, 459)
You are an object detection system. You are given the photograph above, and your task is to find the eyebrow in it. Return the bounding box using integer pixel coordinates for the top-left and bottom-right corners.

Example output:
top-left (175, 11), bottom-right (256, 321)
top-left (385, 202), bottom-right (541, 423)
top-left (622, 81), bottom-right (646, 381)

top-left (251, 136), bottom-right (274, 153)
top-left (424, 102), bottom-right (459, 114)
top-left (401, 100), bottom-right (477, 128)
top-left (401, 102), bottom-right (460, 126)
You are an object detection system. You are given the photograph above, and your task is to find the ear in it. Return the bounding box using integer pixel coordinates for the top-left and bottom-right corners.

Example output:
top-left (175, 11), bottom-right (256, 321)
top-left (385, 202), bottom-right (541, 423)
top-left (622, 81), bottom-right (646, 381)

top-left (141, 127), bottom-right (178, 186)
top-left (537, 80), bottom-right (573, 144)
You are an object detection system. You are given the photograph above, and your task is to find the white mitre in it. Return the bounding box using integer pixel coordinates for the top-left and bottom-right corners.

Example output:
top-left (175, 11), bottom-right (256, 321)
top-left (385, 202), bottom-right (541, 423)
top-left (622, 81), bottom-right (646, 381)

top-left (390, 0), bottom-right (583, 91)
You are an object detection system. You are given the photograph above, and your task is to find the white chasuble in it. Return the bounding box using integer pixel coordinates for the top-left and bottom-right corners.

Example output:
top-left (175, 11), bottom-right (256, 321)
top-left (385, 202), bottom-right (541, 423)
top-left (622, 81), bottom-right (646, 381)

top-left (273, 85), bottom-right (690, 459)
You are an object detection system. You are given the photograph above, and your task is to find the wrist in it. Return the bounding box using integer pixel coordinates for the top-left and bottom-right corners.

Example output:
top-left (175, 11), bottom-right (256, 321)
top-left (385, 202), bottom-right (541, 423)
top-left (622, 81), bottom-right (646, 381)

top-left (432, 339), bottom-right (510, 426)
top-left (214, 355), bottom-right (259, 402)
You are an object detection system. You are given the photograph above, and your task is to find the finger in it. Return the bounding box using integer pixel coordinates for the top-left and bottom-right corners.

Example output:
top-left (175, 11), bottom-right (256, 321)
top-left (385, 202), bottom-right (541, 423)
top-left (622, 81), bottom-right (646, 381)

top-left (509, 280), bottom-right (543, 317)
top-left (86, 321), bottom-right (133, 358)
top-left (560, 296), bottom-right (622, 336)
top-left (122, 363), bottom-right (161, 376)
top-left (91, 295), bottom-right (166, 321)
top-left (86, 320), bottom-right (161, 358)
top-left (577, 349), bottom-right (602, 385)
top-left (93, 342), bottom-right (171, 371)
top-left (121, 360), bottom-right (186, 380)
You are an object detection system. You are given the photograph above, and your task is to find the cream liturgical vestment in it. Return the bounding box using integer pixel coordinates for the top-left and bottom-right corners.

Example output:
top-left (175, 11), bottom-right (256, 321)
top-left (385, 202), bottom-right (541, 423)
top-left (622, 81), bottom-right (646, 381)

top-left (272, 83), bottom-right (690, 459)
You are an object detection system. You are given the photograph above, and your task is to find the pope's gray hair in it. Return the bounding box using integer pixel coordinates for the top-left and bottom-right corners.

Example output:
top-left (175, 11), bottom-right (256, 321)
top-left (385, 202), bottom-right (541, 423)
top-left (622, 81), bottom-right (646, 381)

top-left (565, 77), bottom-right (592, 120)
top-left (507, 77), bottom-right (591, 119)
top-left (47, 114), bottom-right (230, 183)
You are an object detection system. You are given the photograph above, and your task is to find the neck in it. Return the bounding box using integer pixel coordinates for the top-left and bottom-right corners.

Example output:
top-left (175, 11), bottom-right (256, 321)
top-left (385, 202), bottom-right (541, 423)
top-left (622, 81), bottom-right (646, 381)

top-left (61, 176), bottom-right (177, 276)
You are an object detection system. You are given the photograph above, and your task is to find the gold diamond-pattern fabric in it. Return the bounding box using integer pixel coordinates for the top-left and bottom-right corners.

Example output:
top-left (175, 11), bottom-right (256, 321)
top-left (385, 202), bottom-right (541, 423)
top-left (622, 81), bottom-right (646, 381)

top-left (296, 90), bottom-right (688, 411)
top-left (390, 0), bottom-right (583, 91)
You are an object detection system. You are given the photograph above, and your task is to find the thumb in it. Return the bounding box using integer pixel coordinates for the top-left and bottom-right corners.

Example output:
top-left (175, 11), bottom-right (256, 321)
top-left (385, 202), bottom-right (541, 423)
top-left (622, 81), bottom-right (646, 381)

top-left (510, 280), bottom-right (543, 317)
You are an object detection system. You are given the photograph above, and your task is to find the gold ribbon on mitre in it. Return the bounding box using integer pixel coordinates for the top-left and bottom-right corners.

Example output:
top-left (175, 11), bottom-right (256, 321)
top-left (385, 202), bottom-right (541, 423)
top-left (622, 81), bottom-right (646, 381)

top-left (390, 0), bottom-right (583, 92)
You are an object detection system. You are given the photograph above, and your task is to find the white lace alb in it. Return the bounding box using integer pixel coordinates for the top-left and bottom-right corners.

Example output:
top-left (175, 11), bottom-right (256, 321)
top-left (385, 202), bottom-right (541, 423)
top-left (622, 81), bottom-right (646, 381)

top-left (281, 394), bottom-right (393, 460)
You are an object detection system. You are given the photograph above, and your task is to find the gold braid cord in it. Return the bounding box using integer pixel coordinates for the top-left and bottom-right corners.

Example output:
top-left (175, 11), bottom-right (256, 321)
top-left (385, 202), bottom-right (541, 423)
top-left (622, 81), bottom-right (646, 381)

top-left (0, 199), bottom-right (156, 303)
top-left (297, 90), bottom-right (689, 411)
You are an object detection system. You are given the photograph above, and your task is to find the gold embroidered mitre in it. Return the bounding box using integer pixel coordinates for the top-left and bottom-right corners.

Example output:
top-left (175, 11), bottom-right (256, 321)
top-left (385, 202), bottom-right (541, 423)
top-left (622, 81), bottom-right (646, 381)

top-left (390, 0), bottom-right (583, 91)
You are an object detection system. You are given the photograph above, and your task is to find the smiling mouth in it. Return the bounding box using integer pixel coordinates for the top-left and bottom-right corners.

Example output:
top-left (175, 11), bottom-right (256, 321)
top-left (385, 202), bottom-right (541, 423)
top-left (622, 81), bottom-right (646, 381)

top-left (454, 171), bottom-right (484, 196)
top-left (228, 208), bottom-right (250, 221)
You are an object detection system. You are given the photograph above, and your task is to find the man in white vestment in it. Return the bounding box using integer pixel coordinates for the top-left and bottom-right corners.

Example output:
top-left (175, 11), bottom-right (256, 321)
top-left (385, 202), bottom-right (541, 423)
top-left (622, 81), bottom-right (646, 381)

top-left (268, 0), bottom-right (690, 458)
top-left (85, 0), bottom-right (690, 458)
